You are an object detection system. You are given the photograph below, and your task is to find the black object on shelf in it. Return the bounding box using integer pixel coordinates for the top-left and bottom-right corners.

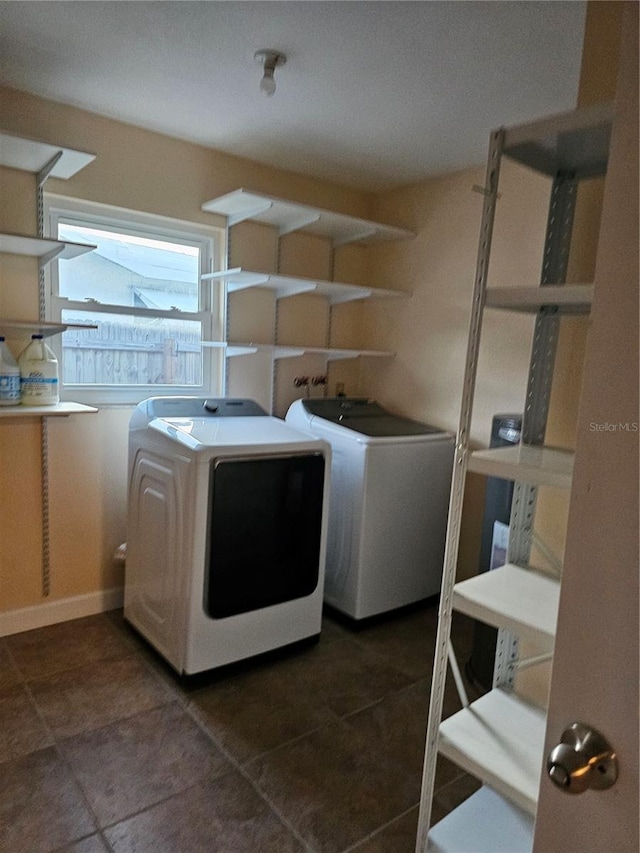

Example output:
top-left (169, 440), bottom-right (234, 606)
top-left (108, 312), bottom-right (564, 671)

top-left (466, 414), bottom-right (522, 691)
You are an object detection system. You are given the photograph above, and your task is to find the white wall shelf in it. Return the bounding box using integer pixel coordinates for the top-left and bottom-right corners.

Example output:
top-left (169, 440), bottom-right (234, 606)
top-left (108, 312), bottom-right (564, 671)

top-left (485, 284), bottom-right (594, 314)
top-left (0, 319), bottom-right (97, 338)
top-left (467, 444), bottom-right (574, 489)
top-left (202, 267), bottom-right (410, 305)
top-left (200, 340), bottom-right (394, 361)
top-left (0, 402), bottom-right (98, 419)
top-left (0, 232), bottom-right (96, 265)
top-left (452, 563), bottom-right (560, 650)
top-left (429, 786), bottom-right (534, 853)
top-left (201, 189), bottom-right (414, 246)
top-left (503, 101), bottom-right (613, 179)
top-left (0, 131), bottom-right (96, 179)
top-left (438, 689), bottom-right (547, 815)
top-left (202, 188), bottom-right (413, 412)
top-left (1, 131), bottom-right (99, 602)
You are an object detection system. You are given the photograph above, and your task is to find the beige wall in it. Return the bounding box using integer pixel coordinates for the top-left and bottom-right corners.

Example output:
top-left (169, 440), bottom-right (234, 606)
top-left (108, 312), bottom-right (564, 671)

top-left (225, 222), bottom-right (368, 415)
top-left (0, 87), bottom-right (372, 224)
top-left (361, 160), bottom-right (551, 579)
top-left (363, 162), bottom-right (550, 440)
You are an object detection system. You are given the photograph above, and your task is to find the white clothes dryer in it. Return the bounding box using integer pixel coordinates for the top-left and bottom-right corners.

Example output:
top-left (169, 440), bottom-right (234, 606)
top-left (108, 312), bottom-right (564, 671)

top-left (125, 397), bottom-right (330, 674)
top-left (286, 397), bottom-right (454, 621)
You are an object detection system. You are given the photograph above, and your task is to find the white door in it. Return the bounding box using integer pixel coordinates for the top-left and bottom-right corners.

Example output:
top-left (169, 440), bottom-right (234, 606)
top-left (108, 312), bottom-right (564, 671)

top-left (533, 10), bottom-right (638, 852)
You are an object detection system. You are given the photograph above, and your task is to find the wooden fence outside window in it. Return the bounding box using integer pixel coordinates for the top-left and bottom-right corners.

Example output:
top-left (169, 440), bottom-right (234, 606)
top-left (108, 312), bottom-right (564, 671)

top-left (62, 320), bottom-right (202, 386)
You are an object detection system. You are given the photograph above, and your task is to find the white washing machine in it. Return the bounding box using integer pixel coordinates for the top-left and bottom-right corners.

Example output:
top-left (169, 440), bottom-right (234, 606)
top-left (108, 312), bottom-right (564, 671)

top-left (286, 397), bottom-right (454, 621)
top-left (124, 397), bottom-right (330, 674)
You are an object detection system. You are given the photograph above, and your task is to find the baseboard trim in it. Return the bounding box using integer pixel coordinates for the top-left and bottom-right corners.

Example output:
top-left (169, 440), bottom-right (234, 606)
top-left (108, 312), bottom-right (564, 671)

top-left (0, 587), bottom-right (124, 637)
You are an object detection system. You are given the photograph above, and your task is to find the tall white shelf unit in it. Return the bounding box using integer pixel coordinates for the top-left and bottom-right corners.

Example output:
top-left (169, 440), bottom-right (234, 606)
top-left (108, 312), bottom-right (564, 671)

top-left (0, 131), bottom-right (98, 599)
top-left (200, 189), bottom-right (413, 411)
top-left (416, 101), bottom-right (613, 852)
top-left (0, 131), bottom-right (98, 417)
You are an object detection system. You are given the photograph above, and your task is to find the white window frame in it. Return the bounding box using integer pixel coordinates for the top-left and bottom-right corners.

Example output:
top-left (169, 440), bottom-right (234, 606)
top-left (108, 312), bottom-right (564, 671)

top-left (44, 194), bottom-right (226, 406)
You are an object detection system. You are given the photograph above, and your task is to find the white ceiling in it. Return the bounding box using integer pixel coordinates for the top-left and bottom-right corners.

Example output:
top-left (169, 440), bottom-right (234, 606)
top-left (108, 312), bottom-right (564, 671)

top-left (0, 1), bottom-right (587, 192)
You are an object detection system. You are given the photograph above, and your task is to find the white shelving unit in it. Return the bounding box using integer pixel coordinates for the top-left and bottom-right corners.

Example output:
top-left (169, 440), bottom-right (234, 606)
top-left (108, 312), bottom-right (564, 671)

top-left (201, 188), bottom-right (413, 245)
top-left (0, 132), bottom-right (98, 597)
top-left (0, 131), bottom-right (98, 342)
top-left (501, 102), bottom-right (613, 179)
top-left (200, 339), bottom-right (394, 361)
top-left (438, 690), bottom-right (547, 815)
top-left (202, 267), bottom-right (410, 304)
top-left (452, 564), bottom-right (560, 650)
top-left (0, 232), bottom-right (95, 265)
top-left (201, 190), bottom-right (413, 412)
top-left (0, 134), bottom-right (98, 400)
top-left (485, 284), bottom-right (593, 314)
top-left (0, 402), bottom-right (97, 418)
top-left (429, 786), bottom-right (534, 853)
top-left (0, 319), bottom-right (97, 338)
top-left (416, 102), bottom-right (614, 851)
top-left (467, 445), bottom-right (574, 489)
top-left (0, 131), bottom-right (96, 178)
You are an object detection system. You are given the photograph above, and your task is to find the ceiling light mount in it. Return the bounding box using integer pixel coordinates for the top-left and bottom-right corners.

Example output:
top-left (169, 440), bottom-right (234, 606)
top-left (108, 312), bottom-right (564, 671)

top-left (254, 49), bottom-right (287, 97)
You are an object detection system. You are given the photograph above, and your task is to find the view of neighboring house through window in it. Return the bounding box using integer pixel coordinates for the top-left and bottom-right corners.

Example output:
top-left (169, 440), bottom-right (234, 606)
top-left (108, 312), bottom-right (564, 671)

top-left (45, 197), bottom-right (224, 404)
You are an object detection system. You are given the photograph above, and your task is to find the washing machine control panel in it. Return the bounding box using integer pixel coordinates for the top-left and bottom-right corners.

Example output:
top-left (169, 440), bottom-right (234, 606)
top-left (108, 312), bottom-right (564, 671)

top-left (137, 397), bottom-right (267, 419)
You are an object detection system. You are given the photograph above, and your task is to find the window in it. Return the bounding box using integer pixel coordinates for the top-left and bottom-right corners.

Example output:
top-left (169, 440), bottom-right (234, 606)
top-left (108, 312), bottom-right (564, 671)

top-left (45, 196), bottom-right (225, 405)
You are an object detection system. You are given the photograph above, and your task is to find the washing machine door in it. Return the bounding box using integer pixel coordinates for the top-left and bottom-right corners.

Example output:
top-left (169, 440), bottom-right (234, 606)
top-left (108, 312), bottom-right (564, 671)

top-left (204, 452), bottom-right (326, 618)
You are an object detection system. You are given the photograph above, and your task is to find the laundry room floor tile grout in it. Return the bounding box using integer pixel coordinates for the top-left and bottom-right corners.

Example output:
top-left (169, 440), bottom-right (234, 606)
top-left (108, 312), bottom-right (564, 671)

top-left (0, 604), bottom-right (481, 853)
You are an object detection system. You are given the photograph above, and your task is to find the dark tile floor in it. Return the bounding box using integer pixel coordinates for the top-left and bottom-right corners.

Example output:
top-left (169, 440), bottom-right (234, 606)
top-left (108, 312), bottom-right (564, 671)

top-left (0, 603), bottom-right (481, 853)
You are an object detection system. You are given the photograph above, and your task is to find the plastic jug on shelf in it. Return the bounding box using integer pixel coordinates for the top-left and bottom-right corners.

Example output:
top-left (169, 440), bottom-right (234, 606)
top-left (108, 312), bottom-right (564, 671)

top-left (18, 334), bottom-right (59, 406)
top-left (0, 336), bottom-right (21, 406)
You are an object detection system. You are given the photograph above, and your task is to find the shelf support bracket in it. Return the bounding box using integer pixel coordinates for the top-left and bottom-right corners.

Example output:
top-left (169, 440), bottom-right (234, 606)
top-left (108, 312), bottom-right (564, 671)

top-left (278, 212), bottom-right (321, 236)
top-left (36, 150), bottom-right (63, 190)
top-left (227, 200), bottom-right (273, 227)
top-left (38, 244), bottom-right (66, 270)
top-left (333, 226), bottom-right (377, 247)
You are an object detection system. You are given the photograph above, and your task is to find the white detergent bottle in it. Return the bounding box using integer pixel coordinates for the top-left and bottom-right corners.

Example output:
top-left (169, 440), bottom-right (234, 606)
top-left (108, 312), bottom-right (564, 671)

top-left (0, 336), bottom-right (21, 406)
top-left (18, 334), bottom-right (59, 406)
